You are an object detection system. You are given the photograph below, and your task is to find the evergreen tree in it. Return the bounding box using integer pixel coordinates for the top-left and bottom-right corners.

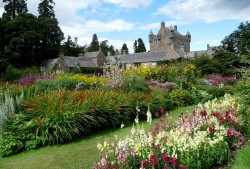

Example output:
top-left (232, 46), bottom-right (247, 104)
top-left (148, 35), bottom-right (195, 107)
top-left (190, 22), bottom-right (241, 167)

top-left (100, 40), bottom-right (110, 56)
top-left (37, 0), bottom-right (64, 60)
top-left (121, 43), bottom-right (128, 53)
top-left (38, 0), bottom-right (55, 18)
top-left (36, 16), bottom-right (64, 60)
top-left (88, 34), bottom-right (99, 52)
top-left (136, 38), bottom-right (146, 53)
top-left (3, 0), bottom-right (27, 19)
top-left (61, 35), bottom-right (86, 56)
top-left (109, 45), bottom-right (116, 56)
top-left (133, 40), bottom-right (137, 53)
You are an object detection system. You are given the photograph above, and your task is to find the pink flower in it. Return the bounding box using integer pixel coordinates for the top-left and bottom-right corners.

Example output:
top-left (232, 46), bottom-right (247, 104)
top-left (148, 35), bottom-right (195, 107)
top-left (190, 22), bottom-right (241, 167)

top-left (155, 112), bottom-right (160, 117)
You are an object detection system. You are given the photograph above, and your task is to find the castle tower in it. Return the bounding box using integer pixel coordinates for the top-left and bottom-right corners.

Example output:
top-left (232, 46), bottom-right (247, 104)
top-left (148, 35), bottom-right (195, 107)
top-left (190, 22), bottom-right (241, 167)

top-left (149, 21), bottom-right (191, 53)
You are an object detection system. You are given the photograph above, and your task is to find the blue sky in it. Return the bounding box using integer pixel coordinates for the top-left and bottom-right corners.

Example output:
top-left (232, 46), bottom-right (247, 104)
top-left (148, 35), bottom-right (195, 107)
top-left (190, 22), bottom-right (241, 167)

top-left (1, 0), bottom-right (250, 53)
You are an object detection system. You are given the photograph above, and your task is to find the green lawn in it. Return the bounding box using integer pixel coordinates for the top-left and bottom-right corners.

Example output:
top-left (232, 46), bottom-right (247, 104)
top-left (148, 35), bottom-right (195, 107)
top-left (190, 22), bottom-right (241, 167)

top-left (0, 105), bottom-right (196, 169)
top-left (231, 143), bottom-right (250, 169)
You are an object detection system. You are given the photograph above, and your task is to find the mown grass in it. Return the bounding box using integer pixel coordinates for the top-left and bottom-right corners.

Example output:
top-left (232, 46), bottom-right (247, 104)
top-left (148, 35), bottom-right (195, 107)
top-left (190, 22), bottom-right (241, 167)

top-left (0, 105), bottom-right (196, 169)
top-left (231, 143), bottom-right (250, 169)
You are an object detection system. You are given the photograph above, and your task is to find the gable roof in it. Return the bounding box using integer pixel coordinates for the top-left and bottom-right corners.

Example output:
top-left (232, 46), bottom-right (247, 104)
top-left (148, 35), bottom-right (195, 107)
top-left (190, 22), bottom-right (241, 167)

top-left (62, 56), bottom-right (79, 67)
top-left (40, 58), bottom-right (59, 72)
top-left (78, 57), bottom-right (96, 67)
top-left (83, 51), bottom-right (102, 58)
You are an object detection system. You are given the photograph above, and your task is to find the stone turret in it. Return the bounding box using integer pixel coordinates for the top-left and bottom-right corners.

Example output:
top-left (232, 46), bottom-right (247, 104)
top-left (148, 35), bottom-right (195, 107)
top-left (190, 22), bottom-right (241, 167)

top-left (149, 30), bottom-right (154, 43)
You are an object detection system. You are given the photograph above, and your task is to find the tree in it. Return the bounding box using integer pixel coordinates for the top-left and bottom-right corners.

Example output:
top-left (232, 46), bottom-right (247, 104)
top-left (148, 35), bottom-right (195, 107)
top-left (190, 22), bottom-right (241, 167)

top-left (36, 16), bottom-right (64, 60)
top-left (4, 13), bottom-right (40, 67)
top-left (60, 35), bottom-right (86, 56)
top-left (121, 43), bottom-right (128, 53)
top-left (133, 40), bottom-right (137, 53)
top-left (38, 0), bottom-right (55, 18)
top-left (212, 49), bottom-right (240, 75)
top-left (109, 45), bottom-right (116, 56)
top-left (87, 34), bottom-right (99, 52)
top-left (100, 40), bottom-right (109, 56)
top-left (191, 55), bottom-right (219, 75)
top-left (3, 0), bottom-right (27, 19)
top-left (222, 21), bottom-right (250, 54)
top-left (135, 38), bottom-right (146, 53)
top-left (37, 0), bottom-right (64, 61)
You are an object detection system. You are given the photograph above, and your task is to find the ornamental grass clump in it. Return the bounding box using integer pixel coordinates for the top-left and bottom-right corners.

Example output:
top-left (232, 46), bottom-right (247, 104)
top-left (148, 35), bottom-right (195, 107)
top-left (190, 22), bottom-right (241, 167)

top-left (93, 94), bottom-right (244, 169)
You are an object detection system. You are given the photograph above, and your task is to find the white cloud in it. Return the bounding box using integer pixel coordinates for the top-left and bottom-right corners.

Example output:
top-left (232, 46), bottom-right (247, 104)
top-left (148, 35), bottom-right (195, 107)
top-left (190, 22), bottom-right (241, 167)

top-left (157, 0), bottom-right (250, 23)
top-left (103, 0), bottom-right (153, 9)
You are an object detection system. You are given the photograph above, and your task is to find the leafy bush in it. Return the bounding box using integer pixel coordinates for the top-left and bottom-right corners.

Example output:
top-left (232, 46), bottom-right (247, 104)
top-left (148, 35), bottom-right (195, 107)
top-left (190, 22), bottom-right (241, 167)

top-left (56, 74), bottom-right (108, 90)
top-left (35, 78), bottom-right (77, 91)
top-left (0, 134), bottom-right (23, 158)
top-left (189, 88), bottom-right (213, 104)
top-left (169, 89), bottom-right (192, 107)
top-left (3, 65), bottom-right (39, 82)
top-left (235, 79), bottom-right (250, 136)
top-left (121, 75), bottom-right (149, 93)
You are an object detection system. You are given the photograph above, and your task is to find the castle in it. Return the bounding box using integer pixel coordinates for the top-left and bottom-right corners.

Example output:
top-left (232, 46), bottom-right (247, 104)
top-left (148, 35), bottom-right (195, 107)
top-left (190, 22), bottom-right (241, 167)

top-left (40, 21), bottom-right (214, 72)
top-left (149, 21), bottom-right (191, 53)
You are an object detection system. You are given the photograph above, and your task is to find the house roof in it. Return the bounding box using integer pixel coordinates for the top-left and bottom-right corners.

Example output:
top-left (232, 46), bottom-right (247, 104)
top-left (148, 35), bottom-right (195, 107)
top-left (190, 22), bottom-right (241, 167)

top-left (107, 50), bottom-right (178, 65)
top-left (78, 57), bottom-right (96, 67)
top-left (40, 58), bottom-right (59, 72)
top-left (62, 56), bottom-right (79, 67)
top-left (83, 51), bottom-right (101, 58)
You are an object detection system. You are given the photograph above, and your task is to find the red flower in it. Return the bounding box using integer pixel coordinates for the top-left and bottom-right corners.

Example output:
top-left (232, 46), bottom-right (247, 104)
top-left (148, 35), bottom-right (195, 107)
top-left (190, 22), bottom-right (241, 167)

top-left (140, 160), bottom-right (147, 169)
top-left (162, 153), bottom-right (169, 163)
top-left (170, 157), bottom-right (178, 166)
top-left (180, 165), bottom-right (187, 169)
top-left (150, 154), bottom-right (157, 166)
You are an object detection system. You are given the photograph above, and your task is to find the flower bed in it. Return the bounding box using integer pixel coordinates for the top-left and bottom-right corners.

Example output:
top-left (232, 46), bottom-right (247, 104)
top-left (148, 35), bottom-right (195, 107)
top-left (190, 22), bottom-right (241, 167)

top-left (93, 94), bottom-right (245, 169)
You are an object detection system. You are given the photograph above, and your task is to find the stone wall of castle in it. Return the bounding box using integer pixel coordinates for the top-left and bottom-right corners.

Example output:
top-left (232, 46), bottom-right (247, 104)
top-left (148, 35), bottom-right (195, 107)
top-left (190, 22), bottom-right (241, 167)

top-left (149, 21), bottom-right (191, 53)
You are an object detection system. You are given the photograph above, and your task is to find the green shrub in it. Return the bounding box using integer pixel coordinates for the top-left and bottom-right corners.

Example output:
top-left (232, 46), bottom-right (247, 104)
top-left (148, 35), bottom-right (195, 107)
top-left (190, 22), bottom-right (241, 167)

top-left (121, 75), bottom-right (149, 93)
top-left (149, 86), bottom-right (174, 112)
top-left (169, 89), bottom-right (192, 107)
top-left (3, 65), bottom-right (39, 82)
top-left (54, 78), bottom-right (77, 90)
top-left (0, 134), bottom-right (24, 158)
top-left (189, 88), bottom-right (213, 104)
top-left (195, 83), bottom-right (225, 98)
top-left (235, 79), bottom-right (250, 136)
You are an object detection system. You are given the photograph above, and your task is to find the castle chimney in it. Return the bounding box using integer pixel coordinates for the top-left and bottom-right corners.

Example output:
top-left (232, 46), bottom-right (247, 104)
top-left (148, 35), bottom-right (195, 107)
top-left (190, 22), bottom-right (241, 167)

top-left (174, 25), bottom-right (177, 31)
top-left (122, 50), bottom-right (128, 55)
top-left (207, 44), bottom-right (210, 50)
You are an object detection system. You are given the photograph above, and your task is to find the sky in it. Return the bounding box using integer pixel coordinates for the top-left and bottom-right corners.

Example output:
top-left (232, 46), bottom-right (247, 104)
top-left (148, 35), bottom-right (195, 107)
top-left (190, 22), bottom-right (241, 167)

top-left (1, 0), bottom-right (250, 54)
